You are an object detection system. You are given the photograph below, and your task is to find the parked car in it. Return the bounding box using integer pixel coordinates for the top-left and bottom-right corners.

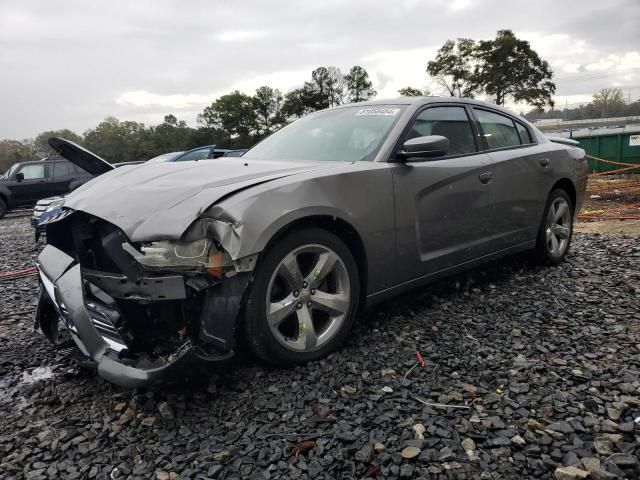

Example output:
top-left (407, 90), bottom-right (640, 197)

top-left (0, 157), bottom-right (93, 218)
top-left (31, 160), bottom-right (145, 240)
top-left (32, 147), bottom-right (245, 235)
top-left (145, 151), bottom-right (183, 163)
top-left (221, 149), bottom-right (248, 158)
top-left (35, 97), bottom-right (588, 387)
top-left (146, 145), bottom-right (248, 163)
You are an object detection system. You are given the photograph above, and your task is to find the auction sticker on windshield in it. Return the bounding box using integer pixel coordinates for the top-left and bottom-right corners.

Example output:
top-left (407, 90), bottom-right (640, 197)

top-left (356, 107), bottom-right (400, 116)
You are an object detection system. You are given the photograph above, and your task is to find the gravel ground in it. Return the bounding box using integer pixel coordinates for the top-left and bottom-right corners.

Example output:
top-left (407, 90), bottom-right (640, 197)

top-left (0, 216), bottom-right (638, 480)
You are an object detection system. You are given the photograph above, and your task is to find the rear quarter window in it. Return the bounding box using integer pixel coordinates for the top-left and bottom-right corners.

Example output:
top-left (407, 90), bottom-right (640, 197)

top-left (516, 122), bottom-right (533, 144)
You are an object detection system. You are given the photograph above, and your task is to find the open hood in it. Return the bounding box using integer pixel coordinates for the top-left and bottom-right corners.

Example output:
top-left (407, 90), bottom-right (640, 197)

top-left (48, 137), bottom-right (114, 175)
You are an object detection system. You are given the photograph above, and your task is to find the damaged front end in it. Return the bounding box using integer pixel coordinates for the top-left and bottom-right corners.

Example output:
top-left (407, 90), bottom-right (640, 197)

top-left (34, 210), bottom-right (255, 387)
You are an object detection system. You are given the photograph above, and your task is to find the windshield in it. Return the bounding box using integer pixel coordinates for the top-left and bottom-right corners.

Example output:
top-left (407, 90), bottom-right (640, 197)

top-left (243, 105), bottom-right (406, 162)
top-left (1, 164), bottom-right (19, 179)
top-left (146, 152), bottom-right (184, 163)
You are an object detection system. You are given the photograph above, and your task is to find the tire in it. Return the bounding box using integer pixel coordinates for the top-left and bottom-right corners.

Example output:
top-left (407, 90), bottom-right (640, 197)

top-left (534, 189), bottom-right (574, 265)
top-left (244, 227), bottom-right (360, 365)
top-left (0, 198), bottom-right (6, 219)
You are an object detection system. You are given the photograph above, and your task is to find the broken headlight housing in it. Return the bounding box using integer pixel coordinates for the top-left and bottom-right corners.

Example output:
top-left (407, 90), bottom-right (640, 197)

top-left (123, 239), bottom-right (233, 276)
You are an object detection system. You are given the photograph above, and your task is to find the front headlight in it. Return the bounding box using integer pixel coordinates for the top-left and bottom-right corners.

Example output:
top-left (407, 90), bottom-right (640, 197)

top-left (123, 239), bottom-right (233, 276)
top-left (45, 198), bottom-right (65, 212)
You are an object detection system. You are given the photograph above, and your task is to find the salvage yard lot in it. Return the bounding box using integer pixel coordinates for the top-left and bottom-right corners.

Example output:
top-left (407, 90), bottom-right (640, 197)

top-left (0, 215), bottom-right (638, 479)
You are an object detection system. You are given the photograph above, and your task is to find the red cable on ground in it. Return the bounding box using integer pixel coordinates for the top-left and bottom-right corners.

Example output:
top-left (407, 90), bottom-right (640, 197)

top-left (0, 267), bottom-right (37, 277)
top-left (416, 350), bottom-right (425, 368)
top-left (0, 267), bottom-right (38, 281)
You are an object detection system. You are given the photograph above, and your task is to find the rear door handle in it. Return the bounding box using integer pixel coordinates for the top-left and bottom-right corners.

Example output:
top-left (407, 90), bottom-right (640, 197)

top-left (539, 158), bottom-right (550, 167)
top-left (479, 172), bottom-right (493, 184)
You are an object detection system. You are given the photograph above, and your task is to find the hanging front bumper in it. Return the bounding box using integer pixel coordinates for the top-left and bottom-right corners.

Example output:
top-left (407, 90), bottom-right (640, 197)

top-left (34, 244), bottom-right (207, 387)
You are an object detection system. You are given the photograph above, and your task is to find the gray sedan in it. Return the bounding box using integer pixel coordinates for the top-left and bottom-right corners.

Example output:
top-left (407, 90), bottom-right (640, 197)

top-left (35, 97), bottom-right (587, 386)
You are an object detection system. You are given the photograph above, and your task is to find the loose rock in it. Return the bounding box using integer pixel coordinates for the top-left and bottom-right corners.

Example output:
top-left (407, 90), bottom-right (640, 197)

top-left (0, 218), bottom-right (638, 479)
top-left (401, 447), bottom-right (421, 460)
top-left (554, 466), bottom-right (590, 480)
top-left (461, 438), bottom-right (476, 452)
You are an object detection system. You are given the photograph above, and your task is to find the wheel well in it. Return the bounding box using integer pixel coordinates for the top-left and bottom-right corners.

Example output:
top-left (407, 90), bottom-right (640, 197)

top-left (0, 192), bottom-right (7, 208)
top-left (263, 216), bottom-right (368, 302)
top-left (551, 179), bottom-right (576, 209)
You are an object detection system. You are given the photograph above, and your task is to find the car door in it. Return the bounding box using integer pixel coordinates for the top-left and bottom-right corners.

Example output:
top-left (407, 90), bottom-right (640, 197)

top-left (9, 163), bottom-right (53, 206)
top-left (471, 108), bottom-right (550, 250)
top-left (391, 104), bottom-right (496, 280)
top-left (69, 163), bottom-right (95, 191)
top-left (50, 160), bottom-right (75, 196)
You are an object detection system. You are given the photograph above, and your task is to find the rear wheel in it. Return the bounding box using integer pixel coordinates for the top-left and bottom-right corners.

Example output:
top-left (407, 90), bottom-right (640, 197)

top-left (0, 198), bottom-right (7, 219)
top-left (535, 189), bottom-right (574, 265)
top-left (244, 227), bottom-right (360, 365)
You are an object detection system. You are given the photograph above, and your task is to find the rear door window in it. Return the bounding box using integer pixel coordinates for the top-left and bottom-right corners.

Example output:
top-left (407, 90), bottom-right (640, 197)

top-left (53, 161), bottom-right (72, 177)
top-left (405, 106), bottom-right (477, 156)
top-left (72, 163), bottom-right (88, 174)
top-left (473, 108), bottom-right (521, 149)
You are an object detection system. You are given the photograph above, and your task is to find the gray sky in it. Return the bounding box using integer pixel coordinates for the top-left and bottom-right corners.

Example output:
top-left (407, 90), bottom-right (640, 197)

top-left (1, 0), bottom-right (639, 139)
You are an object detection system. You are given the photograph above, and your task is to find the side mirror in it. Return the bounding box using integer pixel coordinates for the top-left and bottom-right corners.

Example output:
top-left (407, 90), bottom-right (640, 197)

top-left (15, 172), bottom-right (24, 182)
top-left (398, 135), bottom-right (449, 161)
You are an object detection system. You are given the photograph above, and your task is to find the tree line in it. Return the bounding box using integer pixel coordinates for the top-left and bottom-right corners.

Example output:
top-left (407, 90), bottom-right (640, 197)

top-left (2, 29), bottom-right (632, 173)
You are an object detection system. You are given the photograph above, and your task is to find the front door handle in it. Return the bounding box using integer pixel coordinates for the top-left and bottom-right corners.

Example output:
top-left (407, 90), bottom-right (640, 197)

top-left (539, 158), bottom-right (550, 167)
top-left (479, 172), bottom-right (493, 184)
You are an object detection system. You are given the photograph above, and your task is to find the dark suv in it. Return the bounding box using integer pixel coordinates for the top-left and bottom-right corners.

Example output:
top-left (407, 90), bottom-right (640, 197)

top-left (0, 158), bottom-right (93, 218)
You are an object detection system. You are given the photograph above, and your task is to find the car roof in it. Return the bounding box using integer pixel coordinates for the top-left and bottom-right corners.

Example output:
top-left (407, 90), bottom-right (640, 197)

top-left (185, 145), bottom-right (232, 153)
top-left (335, 96), bottom-right (526, 119)
top-left (13, 159), bottom-right (49, 166)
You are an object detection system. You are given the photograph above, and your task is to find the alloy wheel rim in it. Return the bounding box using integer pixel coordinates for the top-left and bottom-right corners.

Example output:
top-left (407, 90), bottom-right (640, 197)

top-left (266, 244), bottom-right (350, 352)
top-left (545, 197), bottom-right (571, 257)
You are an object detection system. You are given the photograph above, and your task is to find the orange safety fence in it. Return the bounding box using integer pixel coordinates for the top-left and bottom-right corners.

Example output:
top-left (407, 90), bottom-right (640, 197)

top-left (578, 155), bottom-right (640, 220)
top-left (586, 154), bottom-right (640, 177)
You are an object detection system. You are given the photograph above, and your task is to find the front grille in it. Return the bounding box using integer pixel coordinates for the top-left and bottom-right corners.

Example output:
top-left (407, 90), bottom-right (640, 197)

top-left (84, 283), bottom-right (129, 352)
top-left (86, 302), bottom-right (120, 338)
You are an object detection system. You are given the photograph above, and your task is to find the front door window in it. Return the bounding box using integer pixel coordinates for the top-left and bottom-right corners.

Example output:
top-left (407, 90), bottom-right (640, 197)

top-left (405, 106), bottom-right (477, 156)
top-left (17, 164), bottom-right (45, 180)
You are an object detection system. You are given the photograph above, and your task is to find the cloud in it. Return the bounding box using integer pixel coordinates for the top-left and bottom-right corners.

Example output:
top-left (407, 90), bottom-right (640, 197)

top-left (361, 47), bottom-right (438, 97)
top-left (450, 0), bottom-right (473, 10)
top-left (216, 30), bottom-right (266, 42)
top-left (229, 69), bottom-right (311, 94)
top-left (0, 0), bottom-right (638, 138)
top-left (116, 91), bottom-right (212, 109)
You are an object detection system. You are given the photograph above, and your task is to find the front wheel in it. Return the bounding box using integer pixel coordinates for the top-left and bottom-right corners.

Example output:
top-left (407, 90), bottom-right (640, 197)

top-left (534, 189), bottom-right (574, 265)
top-left (0, 198), bottom-right (7, 219)
top-left (244, 227), bottom-right (360, 365)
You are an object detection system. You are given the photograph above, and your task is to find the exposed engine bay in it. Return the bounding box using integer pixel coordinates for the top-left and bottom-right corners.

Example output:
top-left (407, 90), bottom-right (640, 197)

top-left (36, 209), bottom-right (254, 386)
